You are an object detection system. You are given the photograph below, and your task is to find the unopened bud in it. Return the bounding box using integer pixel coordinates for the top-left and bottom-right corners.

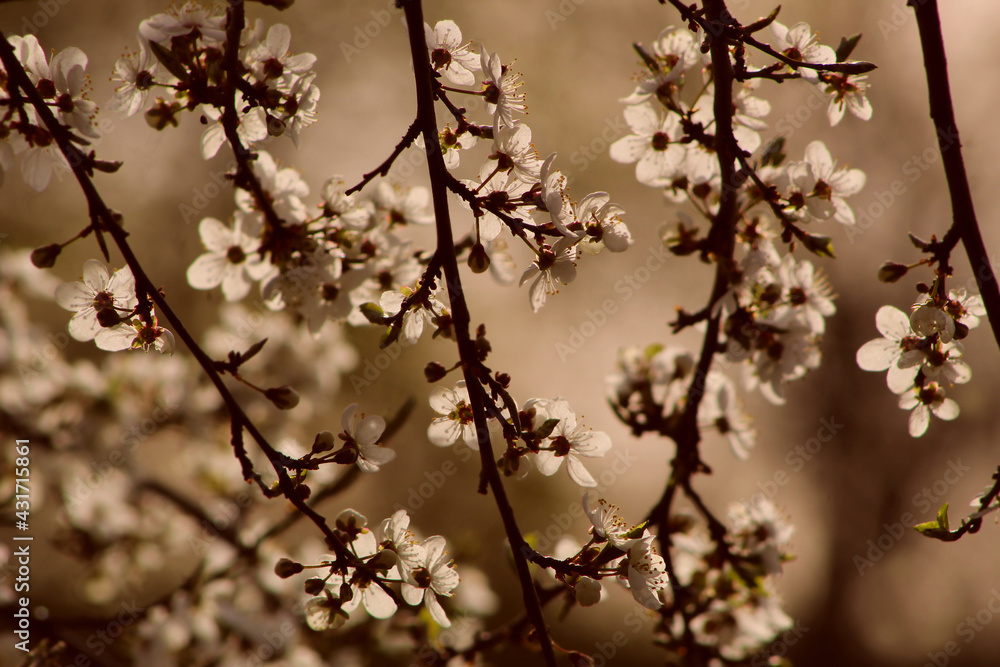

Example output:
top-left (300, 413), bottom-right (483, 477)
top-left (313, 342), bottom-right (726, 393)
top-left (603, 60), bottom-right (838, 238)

top-left (265, 385), bottom-right (300, 410)
top-left (96, 307), bottom-right (123, 328)
top-left (30, 243), bottom-right (61, 268)
top-left (311, 431), bottom-right (337, 454)
top-left (266, 114), bottom-right (286, 137)
top-left (304, 578), bottom-right (325, 595)
top-left (369, 549), bottom-right (398, 572)
top-left (468, 242), bottom-right (491, 273)
top-left (877, 261), bottom-right (909, 283)
top-left (424, 361), bottom-right (447, 383)
top-left (274, 558), bottom-right (304, 578)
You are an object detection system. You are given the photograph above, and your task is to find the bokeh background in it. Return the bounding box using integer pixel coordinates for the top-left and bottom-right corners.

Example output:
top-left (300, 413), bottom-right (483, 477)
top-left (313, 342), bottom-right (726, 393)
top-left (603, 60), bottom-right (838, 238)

top-left (2, 0), bottom-right (1000, 665)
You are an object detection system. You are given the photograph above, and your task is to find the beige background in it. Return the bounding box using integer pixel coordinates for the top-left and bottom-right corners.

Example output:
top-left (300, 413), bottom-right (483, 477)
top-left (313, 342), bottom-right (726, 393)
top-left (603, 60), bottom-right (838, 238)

top-left (3, 0), bottom-right (1000, 664)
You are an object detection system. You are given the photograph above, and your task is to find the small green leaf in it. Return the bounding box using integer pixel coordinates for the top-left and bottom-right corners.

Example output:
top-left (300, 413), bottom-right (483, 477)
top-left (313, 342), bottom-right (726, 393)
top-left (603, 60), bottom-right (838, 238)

top-left (835, 34), bottom-right (862, 63)
top-left (915, 503), bottom-right (960, 541)
top-left (147, 40), bottom-right (191, 84)
top-left (800, 233), bottom-right (836, 259)
top-left (360, 302), bottom-right (386, 324)
top-left (241, 338), bottom-right (268, 365)
top-left (535, 418), bottom-right (561, 440)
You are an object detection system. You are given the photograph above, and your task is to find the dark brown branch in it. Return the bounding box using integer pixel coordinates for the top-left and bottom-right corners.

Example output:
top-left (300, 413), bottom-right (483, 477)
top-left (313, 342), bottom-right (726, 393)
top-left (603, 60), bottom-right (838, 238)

top-left (909, 0), bottom-right (1000, 351)
top-left (399, 2), bottom-right (556, 664)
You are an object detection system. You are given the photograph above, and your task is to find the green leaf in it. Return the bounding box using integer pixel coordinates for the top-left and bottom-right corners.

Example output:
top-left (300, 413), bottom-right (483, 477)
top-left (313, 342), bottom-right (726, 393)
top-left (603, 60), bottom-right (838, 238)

top-left (360, 302), bottom-right (386, 324)
top-left (147, 40), bottom-right (191, 85)
top-left (535, 418), bottom-right (561, 440)
top-left (800, 233), bottom-right (836, 259)
top-left (915, 503), bottom-right (960, 541)
top-left (835, 34), bottom-right (862, 63)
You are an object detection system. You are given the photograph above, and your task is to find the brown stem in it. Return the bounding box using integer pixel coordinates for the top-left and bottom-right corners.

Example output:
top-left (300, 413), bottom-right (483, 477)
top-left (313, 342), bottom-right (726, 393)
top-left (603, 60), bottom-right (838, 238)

top-left (909, 0), bottom-right (1000, 351)
top-left (399, 2), bottom-right (556, 664)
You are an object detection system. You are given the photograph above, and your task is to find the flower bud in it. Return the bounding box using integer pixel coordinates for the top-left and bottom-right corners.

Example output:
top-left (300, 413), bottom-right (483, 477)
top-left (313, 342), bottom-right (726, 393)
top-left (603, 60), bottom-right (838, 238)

top-left (877, 261), bottom-right (909, 283)
top-left (468, 242), bottom-right (491, 273)
top-left (311, 430), bottom-right (337, 454)
top-left (265, 385), bottom-right (300, 410)
top-left (304, 578), bottom-right (325, 596)
top-left (30, 243), bottom-right (62, 268)
top-left (369, 549), bottom-right (398, 572)
top-left (424, 361), bottom-right (447, 383)
top-left (96, 307), bottom-right (123, 328)
top-left (274, 558), bottom-right (304, 578)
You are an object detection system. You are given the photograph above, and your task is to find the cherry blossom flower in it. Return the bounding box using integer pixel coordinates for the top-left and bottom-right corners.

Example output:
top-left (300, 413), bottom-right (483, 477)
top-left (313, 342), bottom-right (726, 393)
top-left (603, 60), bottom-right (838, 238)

top-left (236, 151), bottom-right (310, 223)
top-left (401, 535), bottom-right (460, 627)
top-left (338, 403), bottom-right (394, 473)
top-left (200, 102), bottom-right (268, 160)
top-left (856, 305), bottom-right (924, 394)
top-left (698, 372), bottom-right (755, 460)
top-left (490, 120), bottom-right (542, 185)
top-left (728, 498), bottom-right (794, 576)
top-left (95, 313), bottom-right (175, 355)
top-left (425, 20), bottom-right (480, 86)
top-left (519, 237), bottom-right (577, 313)
top-left (56, 260), bottom-right (138, 342)
top-left (376, 510), bottom-right (426, 579)
top-left (769, 22), bottom-right (836, 81)
top-left (109, 40), bottom-right (158, 117)
top-left (373, 182), bottom-right (435, 227)
top-left (822, 73), bottom-right (872, 126)
top-left (799, 140), bottom-right (866, 224)
top-left (186, 214), bottom-right (273, 301)
top-left (583, 493), bottom-right (642, 551)
top-left (139, 2), bottom-right (227, 44)
top-left (574, 192), bottom-right (632, 254)
top-left (314, 510), bottom-right (398, 624)
top-left (625, 534), bottom-right (671, 610)
top-left (428, 380), bottom-right (479, 448)
top-left (621, 26), bottom-right (699, 107)
top-left (529, 398), bottom-right (612, 487)
top-left (610, 103), bottom-right (686, 187)
top-left (480, 50), bottom-right (525, 127)
top-left (379, 284), bottom-right (448, 344)
top-left (248, 24), bottom-right (317, 82)
top-left (15, 35), bottom-right (98, 139)
top-left (777, 254), bottom-right (835, 335)
top-left (899, 381), bottom-right (958, 437)
top-left (321, 177), bottom-right (374, 230)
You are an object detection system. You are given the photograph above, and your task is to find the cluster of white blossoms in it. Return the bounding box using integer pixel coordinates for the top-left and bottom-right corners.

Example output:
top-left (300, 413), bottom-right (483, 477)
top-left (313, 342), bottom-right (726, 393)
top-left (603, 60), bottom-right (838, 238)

top-left (0, 34), bottom-right (98, 190)
top-left (427, 380), bottom-right (614, 488)
top-left (607, 345), bottom-right (756, 459)
top-left (422, 20), bottom-right (633, 312)
top-left (110, 2), bottom-right (319, 154)
top-left (610, 24), bottom-right (867, 409)
top-left (663, 499), bottom-right (796, 661)
top-left (56, 259), bottom-right (175, 355)
top-left (303, 508), bottom-right (460, 630)
top-left (856, 288), bottom-right (983, 437)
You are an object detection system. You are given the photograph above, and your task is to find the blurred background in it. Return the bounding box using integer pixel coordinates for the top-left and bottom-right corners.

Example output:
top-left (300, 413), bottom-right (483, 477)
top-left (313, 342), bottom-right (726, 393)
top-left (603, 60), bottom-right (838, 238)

top-left (2, 0), bottom-right (1000, 665)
